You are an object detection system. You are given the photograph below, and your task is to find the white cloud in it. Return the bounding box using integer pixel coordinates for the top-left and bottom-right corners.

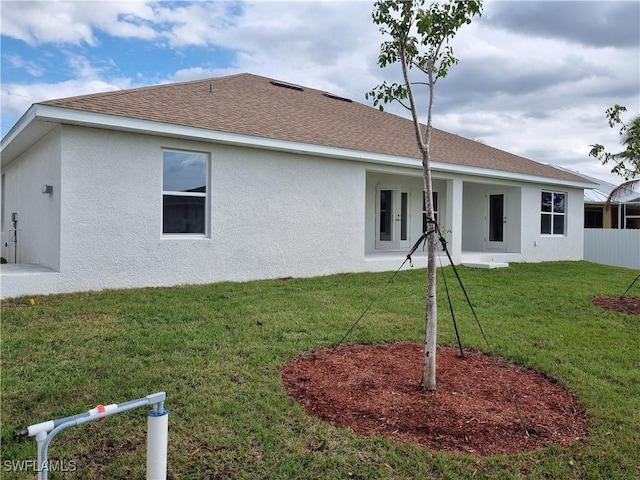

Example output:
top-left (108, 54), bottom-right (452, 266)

top-left (423, 16), bottom-right (639, 185)
top-left (4, 54), bottom-right (45, 77)
top-left (484, 0), bottom-right (640, 49)
top-left (155, 2), bottom-right (240, 48)
top-left (1, 78), bottom-right (120, 130)
top-left (1, 0), bottom-right (638, 185)
top-left (172, 66), bottom-right (224, 83)
top-left (0, 0), bottom-right (158, 46)
top-left (160, 2), bottom-right (381, 101)
top-left (1, 52), bottom-right (131, 125)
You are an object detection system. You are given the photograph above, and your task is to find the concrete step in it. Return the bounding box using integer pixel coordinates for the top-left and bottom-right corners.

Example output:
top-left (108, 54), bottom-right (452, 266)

top-left (461, 262), bottom-right (509, 269)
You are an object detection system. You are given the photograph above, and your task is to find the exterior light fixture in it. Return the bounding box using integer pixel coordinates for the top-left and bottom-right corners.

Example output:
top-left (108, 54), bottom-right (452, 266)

top-left (41, 184), bottom-right (53, 194)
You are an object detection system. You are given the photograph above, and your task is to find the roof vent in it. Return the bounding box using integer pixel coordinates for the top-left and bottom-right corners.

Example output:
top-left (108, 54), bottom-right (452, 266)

top-left (323, 93), bottom-right (352, 103)
top-left (269, 81), bottom-right (303, 92)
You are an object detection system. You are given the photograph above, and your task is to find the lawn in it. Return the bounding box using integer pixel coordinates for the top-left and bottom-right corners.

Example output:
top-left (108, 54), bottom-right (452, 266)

top-left (1, 261), bottom-right (639, 479)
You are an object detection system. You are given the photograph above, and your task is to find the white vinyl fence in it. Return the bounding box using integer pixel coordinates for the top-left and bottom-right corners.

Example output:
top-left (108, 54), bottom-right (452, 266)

top-left (584, 228), bottom-right (640, 269)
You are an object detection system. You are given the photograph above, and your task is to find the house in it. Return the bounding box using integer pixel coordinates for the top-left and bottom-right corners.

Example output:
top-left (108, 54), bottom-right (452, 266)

top-left (546, 167), bottom-right (639, 269)
top-left (583, 177), bottom-right (640, 229)
top-left (0, 73), bottom-right (595, 299)
top-left (550, 165), bottom-right (640, 229)
top-left (577, 172), bottom-right (640, 269)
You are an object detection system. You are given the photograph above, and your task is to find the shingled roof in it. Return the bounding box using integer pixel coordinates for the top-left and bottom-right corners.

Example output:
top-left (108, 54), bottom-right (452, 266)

top-left (40, 72), bottom-right (587, 183)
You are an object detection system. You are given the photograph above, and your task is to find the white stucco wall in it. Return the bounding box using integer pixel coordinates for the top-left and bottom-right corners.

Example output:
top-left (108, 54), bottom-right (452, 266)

top-left (462, 183), bottom-right (486, 252)
top-left (16, 126), bottom-right (368, 295)
top-left (0, 125), bottom-right (586, 299)
top-left (519, 184), bottom-right (584, 262)
top-left (0, 128), bottom-right (61, 268)
top-left (461, 179), bottom-right (583, 263)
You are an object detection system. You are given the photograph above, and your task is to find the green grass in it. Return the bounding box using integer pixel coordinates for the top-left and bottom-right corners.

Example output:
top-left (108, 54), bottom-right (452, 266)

top-left (1, 261), bottom-right (639, 479)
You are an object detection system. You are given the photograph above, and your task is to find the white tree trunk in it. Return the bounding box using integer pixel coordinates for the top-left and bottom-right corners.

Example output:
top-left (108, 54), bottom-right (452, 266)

top-left (421, 153), bottom-right (438, 391)
top-left (371, 0), bottom-right (482, 392)
top-left (422, 231), bottom-right (438, 390)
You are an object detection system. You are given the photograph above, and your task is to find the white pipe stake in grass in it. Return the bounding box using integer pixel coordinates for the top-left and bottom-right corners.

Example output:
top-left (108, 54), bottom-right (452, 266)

top-left (146, 407), bottom-right (169, 480)
top-left (21, 392), bottom-right (167, 480)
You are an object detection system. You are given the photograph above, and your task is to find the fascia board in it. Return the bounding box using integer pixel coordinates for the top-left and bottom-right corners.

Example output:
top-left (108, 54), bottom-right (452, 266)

top-left (1, 105), bottom-right (60, 168)
top-left (1, 104), bottom-right (38, 152)
top-left (3, 106), bottom-right (34, 142)
top-left (5, 105), bottom-right (595, 189)
top-left (427, 162), bottom-right (596, 189)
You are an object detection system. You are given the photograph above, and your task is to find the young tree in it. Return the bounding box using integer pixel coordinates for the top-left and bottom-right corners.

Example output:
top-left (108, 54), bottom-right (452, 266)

top-left (366, 0), bottom-right (482, 391)
top-left (589, 105), bottom-right (640, 206)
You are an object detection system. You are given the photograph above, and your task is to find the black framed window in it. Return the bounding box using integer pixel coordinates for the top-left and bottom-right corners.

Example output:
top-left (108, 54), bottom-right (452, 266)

top-left (162, 150), bottom-right (208, 235)
top-left (541, 191), bottom-right (565, 235)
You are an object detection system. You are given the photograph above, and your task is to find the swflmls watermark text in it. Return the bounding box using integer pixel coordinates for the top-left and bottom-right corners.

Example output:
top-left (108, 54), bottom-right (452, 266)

top-left (3, 459), bottom-right (77, 473)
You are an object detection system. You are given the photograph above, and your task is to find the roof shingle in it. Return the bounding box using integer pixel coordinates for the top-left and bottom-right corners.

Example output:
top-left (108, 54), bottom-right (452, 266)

top-left (41, 73), bottom-right (588, 183)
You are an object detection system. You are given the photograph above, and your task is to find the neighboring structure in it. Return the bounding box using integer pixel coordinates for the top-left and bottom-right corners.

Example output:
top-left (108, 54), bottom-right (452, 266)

top-left (1, 73), bottom-right (595, 299)
top-left (580, 173), bottom-right (640, 269)
top-left (548, 166), bottom-right (640, 270)
top-left (583, 177), bottom-right (640, 229)
top-left (551, 165), bottom-right (640, 229)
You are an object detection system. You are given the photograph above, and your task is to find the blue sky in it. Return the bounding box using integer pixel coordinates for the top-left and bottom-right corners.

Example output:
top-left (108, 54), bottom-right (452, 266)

top-left (1, 0), bottom-right (639, 184)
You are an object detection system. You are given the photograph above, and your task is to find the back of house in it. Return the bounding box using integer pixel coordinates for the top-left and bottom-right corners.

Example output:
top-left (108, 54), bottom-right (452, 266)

top-left (0, 73), bottom-right (594, 299)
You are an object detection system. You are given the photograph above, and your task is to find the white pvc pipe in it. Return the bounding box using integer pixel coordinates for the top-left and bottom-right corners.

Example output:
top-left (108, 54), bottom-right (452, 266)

top-left (146, 408), bottom-right (169, 480)
top-left (88, 403), bottom-right (118, 416)
top-left (22, 392), bottom-right (167, 480)
top-left (28, 421), bottom-right (55, 438)
top-left (36, 430), bottom-right (47, 480)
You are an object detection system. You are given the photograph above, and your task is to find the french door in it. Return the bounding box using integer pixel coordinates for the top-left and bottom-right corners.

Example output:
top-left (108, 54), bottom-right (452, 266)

top-left (376, 187), bottom-right (411, 250)
top-left (486, 190), bottom-right (507, 249)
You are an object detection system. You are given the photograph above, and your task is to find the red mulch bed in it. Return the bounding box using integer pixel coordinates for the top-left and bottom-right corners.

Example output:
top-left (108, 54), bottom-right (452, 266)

top-left (592, 295), bottom-right (640, 316)
top-left (281, 343), bottom-right (588, 456)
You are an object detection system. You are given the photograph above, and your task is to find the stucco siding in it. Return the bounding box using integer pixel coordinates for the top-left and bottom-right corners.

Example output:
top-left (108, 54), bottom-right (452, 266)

top-left (0, 128), bottom-right (61, 269)
top-left (519, 184), bottom-right (584, 262)
top-left (461, 180), bottom-right (583, 262)
top-left (461, 183), bottom-right (486, 252)
top-left (53, 127), bottom-right (366, 292)
top-left (1, 125), bottom-right (587, 299)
